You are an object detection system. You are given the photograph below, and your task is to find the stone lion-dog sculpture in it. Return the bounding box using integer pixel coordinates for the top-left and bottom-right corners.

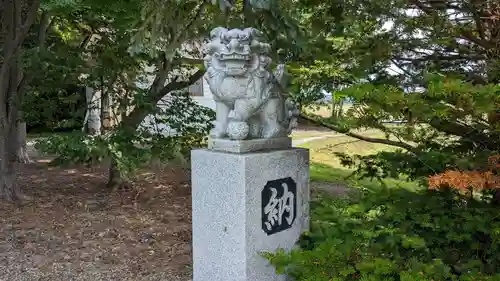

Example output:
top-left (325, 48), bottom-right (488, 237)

top-left (203, 27), bottom-right (299, 140)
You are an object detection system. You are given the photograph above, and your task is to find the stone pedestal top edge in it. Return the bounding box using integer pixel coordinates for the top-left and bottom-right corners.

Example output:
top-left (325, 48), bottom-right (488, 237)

top-left (207, 137), bottom-right (292, 154)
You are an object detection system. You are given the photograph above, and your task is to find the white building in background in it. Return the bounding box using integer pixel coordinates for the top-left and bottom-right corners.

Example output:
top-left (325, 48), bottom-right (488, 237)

top-left (139, 73), bottom-right (216, 136)
top-left (133, 37), bottom-right (220, 135)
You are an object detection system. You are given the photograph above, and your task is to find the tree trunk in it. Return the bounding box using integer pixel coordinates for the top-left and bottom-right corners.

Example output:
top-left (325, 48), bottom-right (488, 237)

top-left (0, 50), bottom-right (24, 201)
top-left (338, 99), bottom-right (344, 118)
top-left (106, 158), bottom-right (128, 190)
top-left (0, 0), bottom-right (40, 202)
top-left (104, 69), bottom-right (205, 189)
top-left (83, 86), bottom-right (101, 135)
top-left (331, 96), bottom-right (344, 119)
top-left (0, 121), bottom-right (24, 201)
top-left (101, 88), bottom-right (112, 132)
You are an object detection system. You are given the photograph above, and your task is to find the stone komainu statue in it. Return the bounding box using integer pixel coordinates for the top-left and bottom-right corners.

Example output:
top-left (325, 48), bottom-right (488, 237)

top-left (203, 27), bottom-right (299, 140)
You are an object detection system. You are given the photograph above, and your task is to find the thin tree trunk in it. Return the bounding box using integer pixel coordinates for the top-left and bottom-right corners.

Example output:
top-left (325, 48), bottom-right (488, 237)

top-left (332, 97), bottom-right (342, 119)
top-left (0, 0), bottom-right (40, 202)
top-left (338, 99), bottom-right (344, 118)
top-left (106, 158), bottom-right (129, 190)
top-left (83, 86), bottom-right (101, 135)
top-left (101, 85), bottom-right (112, 132)
top-left (0, 121), bottom-right (24, 201)
top-left (0, 49), bottom-right (24, 201)
top-left (16, 121), bottom-right (31, 163)
top-left (331, 99), bottom-right (336, 118)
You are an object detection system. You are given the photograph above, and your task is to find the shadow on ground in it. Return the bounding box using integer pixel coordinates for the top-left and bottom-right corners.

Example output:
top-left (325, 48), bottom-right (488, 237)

top-left (0, 161), bottom-right (193, 281)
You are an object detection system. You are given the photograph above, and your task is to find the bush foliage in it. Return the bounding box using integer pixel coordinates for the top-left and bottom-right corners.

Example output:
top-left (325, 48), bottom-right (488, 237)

top-left (265, 188), bottom-right (500, 281)
top-left (23, 87), bottom-right (86, 133)
top-left (35, 91), bottom-right (214, 174)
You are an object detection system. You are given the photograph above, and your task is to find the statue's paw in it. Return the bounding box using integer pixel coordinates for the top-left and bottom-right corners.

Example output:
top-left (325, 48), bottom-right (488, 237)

top-left (227, 121), bottom-right (249, 140)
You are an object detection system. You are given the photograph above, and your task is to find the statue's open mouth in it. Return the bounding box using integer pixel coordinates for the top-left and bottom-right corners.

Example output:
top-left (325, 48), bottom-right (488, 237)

top-left (219, 53), bottom-right (250, 61)
top-left (218, 52), bottom-right (251, 75)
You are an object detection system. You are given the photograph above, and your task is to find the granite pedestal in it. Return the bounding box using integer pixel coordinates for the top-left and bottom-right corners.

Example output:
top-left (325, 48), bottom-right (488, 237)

top-left (208, 137), bottom-right (292, 153)
top-left (191, 147), bottom-right (310, 281)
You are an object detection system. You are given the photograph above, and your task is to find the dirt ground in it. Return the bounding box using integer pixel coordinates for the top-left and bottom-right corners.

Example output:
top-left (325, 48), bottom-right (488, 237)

top-left (0, 131), bottom-right (352, 281)
top-left (0, 158), bottom-right (193, 281)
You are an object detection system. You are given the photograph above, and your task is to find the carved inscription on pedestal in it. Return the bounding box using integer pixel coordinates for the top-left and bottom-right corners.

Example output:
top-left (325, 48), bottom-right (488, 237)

top-left (261, 177), bottom-right (297, 235)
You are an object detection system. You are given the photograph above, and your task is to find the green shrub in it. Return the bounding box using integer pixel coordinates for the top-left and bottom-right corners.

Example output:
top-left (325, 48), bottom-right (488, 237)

top-left (264, 188), bottom-right (500, 281)
top-left (34, 91), bottom-right (214, 175)
top-left (24, 87), bottom-right (86, 133)
top-left (335, 149), bottom-right (497, 184)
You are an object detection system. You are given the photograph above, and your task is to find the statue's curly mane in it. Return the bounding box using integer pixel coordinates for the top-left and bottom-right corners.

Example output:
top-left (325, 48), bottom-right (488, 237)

top-left (203, 27), bottom-right (273, 101)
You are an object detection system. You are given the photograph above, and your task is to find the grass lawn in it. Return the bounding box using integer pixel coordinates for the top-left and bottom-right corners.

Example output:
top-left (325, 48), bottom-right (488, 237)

top-left (297, 131), bottom-right (421, 192)
top-left (290, 130), bottom-right (337, 140)
top-left (303, 103), bottom-right (354, 118)
top-left (26, 130), bottom-right (76, 141)
top-left (298, 130), bottom-right (397, 169)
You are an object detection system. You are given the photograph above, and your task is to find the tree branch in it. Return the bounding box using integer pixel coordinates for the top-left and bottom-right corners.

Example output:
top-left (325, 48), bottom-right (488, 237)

top-left (172, 57), bottom-right (204, 65)
top-left (394, 54), bottom-right (486, 62)
top-left (299, 114), bottom-right (418, 153)
top-left (38, 11), bottom-right (53, 49)
top-left (162, 1), bottom-right (206, 61)
top-left (428, 117), bottom-right (498, 150)
top-left (149, 53), bottom-right (171, 95)
top-left (157, 69), bottom-right (205, 99)
top-left (79, 34), bottom-right (93, 49)
top-left (0, 0), bottom-right (40, 80)
top-left (459, 30), bottom-right (495, 50)
top-left (467, 2), bottom-right (487, 42)
top-left (409, 0), bottom-right (495, 51)
top-left (18, 10), bottom-right (54, 96)
top-left (119, 68), bottom-right (206, 131)
top-left (390, 59), bottom-right (416, 78)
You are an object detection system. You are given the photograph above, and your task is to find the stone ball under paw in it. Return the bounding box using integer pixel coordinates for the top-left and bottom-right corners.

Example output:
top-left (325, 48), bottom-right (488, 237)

top-left (227, 121), bottom-right (249, 140)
